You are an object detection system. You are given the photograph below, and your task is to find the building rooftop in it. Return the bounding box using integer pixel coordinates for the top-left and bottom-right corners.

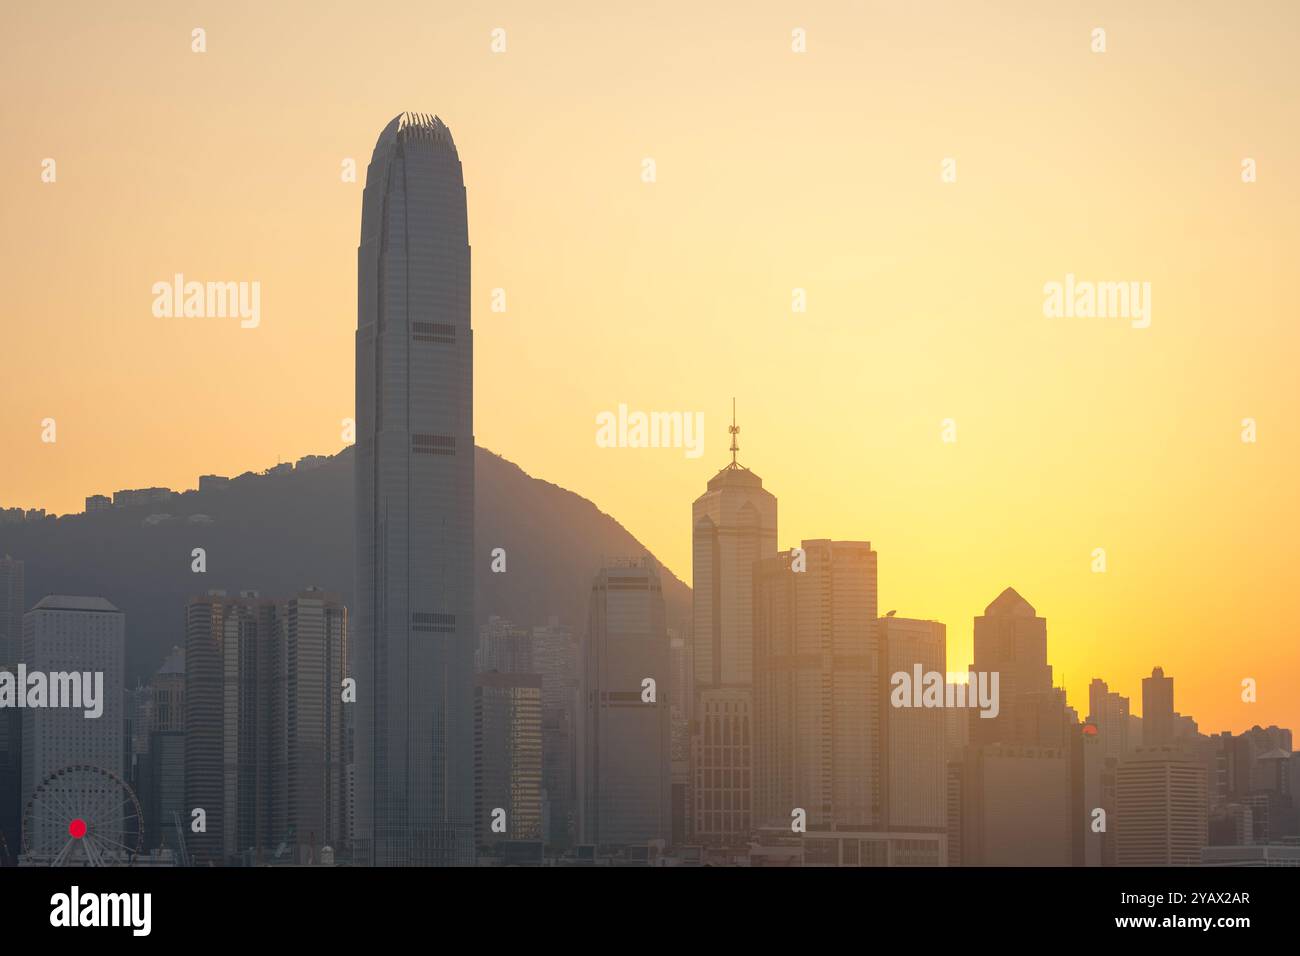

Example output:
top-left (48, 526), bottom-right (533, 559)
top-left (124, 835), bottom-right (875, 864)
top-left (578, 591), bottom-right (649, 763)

top-left (30, 595), bottom-right (121, 613)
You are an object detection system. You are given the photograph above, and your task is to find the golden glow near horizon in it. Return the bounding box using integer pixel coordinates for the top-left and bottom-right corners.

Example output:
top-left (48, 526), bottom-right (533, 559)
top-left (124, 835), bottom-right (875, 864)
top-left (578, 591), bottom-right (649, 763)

top-left (2, 2), bottom-right (1297, 735)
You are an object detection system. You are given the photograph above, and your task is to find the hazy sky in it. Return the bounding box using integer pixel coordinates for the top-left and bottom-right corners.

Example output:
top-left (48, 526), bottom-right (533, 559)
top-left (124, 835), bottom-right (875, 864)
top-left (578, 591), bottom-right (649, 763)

top-left (3, 1), bottom-right (1298, 734)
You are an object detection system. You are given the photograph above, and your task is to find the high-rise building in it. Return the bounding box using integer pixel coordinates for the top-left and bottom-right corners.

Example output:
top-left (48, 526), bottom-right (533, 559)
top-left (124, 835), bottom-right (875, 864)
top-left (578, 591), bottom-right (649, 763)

top-left (184, 590), bottom-right (279, 864)
top-left (971, 588), bottom-right (1058, 748)
top-left (753, 540), bottom-right (879, 831)
top-left (1142, 667), bottom-right (1175, 746)
top-left (20, 596), bottom-right (125, 857)
top-left (955, 743), bottom-right (1071, 866)
top-left (1087, 678), bottom-right (1130, 758)
top-left (281, 588), bottom-right (348, 861)
top-left (690, 409), bottom-right (776, 845)
top-left (1115, 744), bottom-right (1208, 865)
top-left (473, 672), bottom-right (543, 847)
top-left (0, 555), bottom-right (23, 667)
top-left (354, 112), bottom-right (475, 867)
top-left (150, 646), bottom-right (185, 733)
top-left (476, 616), bottom-right (532, 675)
top-left (532, 617), bottom-right (578, 846)
top-left (878, 616), bottom-right (946, 830)
top-left (580, 559), bottom-right (671, 848)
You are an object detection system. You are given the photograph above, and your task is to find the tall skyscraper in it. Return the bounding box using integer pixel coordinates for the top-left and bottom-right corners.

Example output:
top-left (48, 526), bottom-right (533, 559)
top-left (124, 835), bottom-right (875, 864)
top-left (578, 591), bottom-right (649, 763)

top-left (20, 596), bottom-right (125, 858)
top-left (580, 559), bottom-right (671, 848)
top-left (0, 555), bottom-right (23, 667)
top-left (184, 590), bottom-right (279, 865)
top-left (281, 588), bottom-right (348, 861)
top-left (532, 617), bottom-right (578, 846)
top-left (753, 540), bottom-right (879, 831)
top-left (354, 112), bottom-right (475, 867)
top-left (690, 408), bottom-right (776, 845)
top-left (1142, 666), bottom-right (1175, 746)
top-left (878, 616), bottom-right (946, 830)
top-left (473, 672), bottom-right (543, 848)
top-left (1115, 744), bottom-right (1208, 865)
top-left (970, 588), bottom-right (1058, 748)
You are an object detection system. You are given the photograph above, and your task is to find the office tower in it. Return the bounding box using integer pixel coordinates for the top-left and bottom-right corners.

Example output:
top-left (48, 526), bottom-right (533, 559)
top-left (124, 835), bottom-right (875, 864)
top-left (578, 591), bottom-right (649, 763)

top-left (753, 540), bottom-right (879, 831)
top-left (184, 590), bottom-right (279, 864)
top-left (668, 627), bottom-right (692, 846)
top-left (690, 409), bottom-right (777, 845)
top-left (150, 646), bottom-right (185, 732)
top-left (533, 617), bottom-right (578, 846)
top-left (1087, 678), bottom-right (1130, 758)
top-left (956, 743), bottom-right (1071, 866)
top-left (354, 111), bottom-right (475, 867)
top-left (1070, 724), bottom-right (1104, 866)
top-left (970, 588), bottom-right (1057, 748)
top-left (20, 596), bottom-right (125, 857)
top-left (282, 588), bottom-right (348, 861)
top-left (0, 555), bottom-right (23, 667)
top-left (473, 673), bottom-right (543, 847)
top-left (0, 701), bottom-right (19, 863)
top-left (477, 616), bottom-right (532, 675)
top-left (1142, 666), bottom-right (1175, 746)
top-left (145, 731), bottom-right (185, 852)
top-left (138, 647), bottom-right (185, 850)
top-left (580, 559), bottom-right (671, 847)
top-left (878, 616), bottom-right (946, 829)
top-left (1115, 745), bottom-right (1208, 865)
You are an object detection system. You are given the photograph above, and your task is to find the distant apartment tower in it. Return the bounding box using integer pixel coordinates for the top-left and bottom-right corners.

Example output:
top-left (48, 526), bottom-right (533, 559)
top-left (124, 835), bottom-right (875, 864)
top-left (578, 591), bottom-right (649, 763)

top-left (879, 616), bottom-right (946, 830)
top-left (354, 112), bottom-right (476, 867)
top-left (1142, 667), bottom-right (1175, 746)
top-left (533, 617), bottom-right (578, 846)
top-left (20, 597), bottom-right (125, 856)
top-left (282, 589), bottom-right (348, 860)
top-left (580, 559), bottom-right (671, 847)
top-left (753, 540), bottom-right (880, 831)
top-left (474, 672), bottom-right (543, 847)
top-left (1087, 678), bottom-right (1130, 758)
top-left (1115, 745), bottom-right (1208, 865)
top-left (0, 555), bottom-right (23, 666)
top-left (184, 591), bottom-right (279, 864)
top-left (690, 415), bottom-right (777, 845)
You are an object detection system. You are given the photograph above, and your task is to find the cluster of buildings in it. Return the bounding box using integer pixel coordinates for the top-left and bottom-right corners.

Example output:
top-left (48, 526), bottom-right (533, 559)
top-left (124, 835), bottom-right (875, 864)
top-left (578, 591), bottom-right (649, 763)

top-left (3, 111), bottom-right (1297, 869)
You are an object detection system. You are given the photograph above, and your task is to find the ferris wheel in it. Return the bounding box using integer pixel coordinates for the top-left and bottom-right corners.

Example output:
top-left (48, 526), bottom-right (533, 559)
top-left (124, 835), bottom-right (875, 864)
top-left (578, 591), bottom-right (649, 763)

top-left (21, 764), bottom-right (145, 866)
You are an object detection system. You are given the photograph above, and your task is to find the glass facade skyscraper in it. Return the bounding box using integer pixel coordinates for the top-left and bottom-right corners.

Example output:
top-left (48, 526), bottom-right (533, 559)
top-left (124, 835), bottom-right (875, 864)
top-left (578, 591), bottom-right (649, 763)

top-left (354, 113), bottom-right (475, 866)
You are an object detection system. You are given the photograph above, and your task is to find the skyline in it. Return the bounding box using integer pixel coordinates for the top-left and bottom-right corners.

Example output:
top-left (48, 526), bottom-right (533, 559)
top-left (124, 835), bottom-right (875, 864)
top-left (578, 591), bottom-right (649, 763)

top-left (4, 0), bottom-right (1299, 740)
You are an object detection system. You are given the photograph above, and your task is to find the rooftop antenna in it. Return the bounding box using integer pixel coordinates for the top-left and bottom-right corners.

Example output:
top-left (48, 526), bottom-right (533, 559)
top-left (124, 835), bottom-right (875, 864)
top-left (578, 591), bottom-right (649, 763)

top-left (729, 398), bottom-right (740, 466)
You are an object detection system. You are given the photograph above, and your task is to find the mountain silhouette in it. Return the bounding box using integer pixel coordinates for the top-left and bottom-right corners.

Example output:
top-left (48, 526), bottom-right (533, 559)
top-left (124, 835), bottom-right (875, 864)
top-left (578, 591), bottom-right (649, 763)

top-left (0, 446), bottom-right (690, 682)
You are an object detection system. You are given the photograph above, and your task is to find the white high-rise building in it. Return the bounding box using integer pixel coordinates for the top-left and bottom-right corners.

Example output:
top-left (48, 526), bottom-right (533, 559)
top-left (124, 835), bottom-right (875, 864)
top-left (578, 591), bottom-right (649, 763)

top-left (20, 596), bottom-right (125, 856)
top-left (690, 407), bottom-right (777, 845)
top-left (753, 540), bottom-right (879, 830)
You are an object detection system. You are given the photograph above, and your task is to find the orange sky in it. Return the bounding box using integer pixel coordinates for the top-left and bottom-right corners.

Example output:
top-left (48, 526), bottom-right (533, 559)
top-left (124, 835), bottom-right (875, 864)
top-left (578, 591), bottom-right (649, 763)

top-left (2, 1), bottom-right (1297, 735)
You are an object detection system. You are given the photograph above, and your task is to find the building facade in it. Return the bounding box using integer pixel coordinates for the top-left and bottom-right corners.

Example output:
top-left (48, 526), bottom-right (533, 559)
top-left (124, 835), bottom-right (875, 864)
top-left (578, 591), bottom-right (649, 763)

top-left (354, 112), bottom-right (475, 866)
